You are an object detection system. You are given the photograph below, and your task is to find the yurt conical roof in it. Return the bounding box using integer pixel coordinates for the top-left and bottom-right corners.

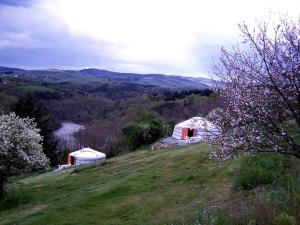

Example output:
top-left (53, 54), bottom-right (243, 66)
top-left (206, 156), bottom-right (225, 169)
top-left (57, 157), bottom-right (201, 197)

top-left (69, 148), bottom-right (106, 160)
top-left (175, 117), bottom-right (215, 129)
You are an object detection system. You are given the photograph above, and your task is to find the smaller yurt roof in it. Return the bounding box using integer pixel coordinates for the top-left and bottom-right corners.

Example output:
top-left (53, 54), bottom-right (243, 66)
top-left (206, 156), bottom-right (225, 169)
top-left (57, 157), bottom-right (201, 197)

top-left (175, 117), bottom-right (216, 130)
top-left (69, 148), bottom-right (106, 160)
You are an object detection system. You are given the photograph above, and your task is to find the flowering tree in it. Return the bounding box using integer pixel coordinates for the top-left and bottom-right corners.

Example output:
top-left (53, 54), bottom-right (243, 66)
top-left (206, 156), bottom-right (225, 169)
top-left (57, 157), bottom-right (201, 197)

top-left (209, 17), bottom-right (300, 159)
top-left (0, 113), bottom-right (49, 199)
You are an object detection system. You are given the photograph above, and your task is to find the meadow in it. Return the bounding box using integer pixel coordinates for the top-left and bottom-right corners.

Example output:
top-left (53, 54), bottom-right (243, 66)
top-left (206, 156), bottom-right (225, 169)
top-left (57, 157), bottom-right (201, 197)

top-left (1, 143), bottom-right (299, 225)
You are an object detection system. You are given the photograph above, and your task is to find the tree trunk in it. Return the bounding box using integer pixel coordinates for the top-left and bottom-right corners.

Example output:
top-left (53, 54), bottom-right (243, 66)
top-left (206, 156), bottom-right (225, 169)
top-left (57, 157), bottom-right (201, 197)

top-left (0, 177), bottom-right (5, 200)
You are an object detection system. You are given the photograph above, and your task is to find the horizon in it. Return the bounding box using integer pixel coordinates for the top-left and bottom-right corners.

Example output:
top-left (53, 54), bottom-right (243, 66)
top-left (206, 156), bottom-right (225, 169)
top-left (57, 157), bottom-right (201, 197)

top-left (0, 65), bottom-right (213, 78)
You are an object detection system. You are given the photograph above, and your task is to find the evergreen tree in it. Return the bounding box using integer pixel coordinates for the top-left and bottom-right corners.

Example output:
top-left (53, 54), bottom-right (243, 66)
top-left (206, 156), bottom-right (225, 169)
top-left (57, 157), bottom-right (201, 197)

top-left (11, 93), bottom-right (60, 166)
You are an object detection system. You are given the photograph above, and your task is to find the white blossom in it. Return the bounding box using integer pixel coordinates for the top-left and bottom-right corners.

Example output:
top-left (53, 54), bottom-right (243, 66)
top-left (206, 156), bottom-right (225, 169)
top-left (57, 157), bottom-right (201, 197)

top-left (209, 17), bottom-right (300, 159)
top-left (0, 112), bottom-right (49, 179)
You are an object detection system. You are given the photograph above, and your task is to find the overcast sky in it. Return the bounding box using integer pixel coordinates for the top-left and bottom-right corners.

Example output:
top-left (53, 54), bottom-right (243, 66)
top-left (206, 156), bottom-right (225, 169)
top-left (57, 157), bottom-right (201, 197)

top-left (0, 0), bottom-right (299, 77)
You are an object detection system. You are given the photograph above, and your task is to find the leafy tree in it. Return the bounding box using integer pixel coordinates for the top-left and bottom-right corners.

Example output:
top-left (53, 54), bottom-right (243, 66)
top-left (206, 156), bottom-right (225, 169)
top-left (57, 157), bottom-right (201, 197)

top-left (0, 113), bottom-right (49, 199)
top-left (210, 17), bottom-right (300, 158)
top-left (12, 93), bottom-right (60, 166)
top-left (122, 111), bottom-right (164, 150)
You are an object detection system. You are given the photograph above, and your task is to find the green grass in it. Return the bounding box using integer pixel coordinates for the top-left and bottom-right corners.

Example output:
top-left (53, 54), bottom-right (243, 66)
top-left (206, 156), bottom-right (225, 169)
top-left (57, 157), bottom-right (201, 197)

top-left (0, 192), bottom-right (34, 212)
top-left (174, 153), bottom-right (300, 225)
top-left (17, 85), bottom-right (55, 93)
top-left (233, 153), bottom-right (289, 190)
top-left (0, 143), bottom-right (233, 225)
top-left (1, 144), bottom-right (299, 225)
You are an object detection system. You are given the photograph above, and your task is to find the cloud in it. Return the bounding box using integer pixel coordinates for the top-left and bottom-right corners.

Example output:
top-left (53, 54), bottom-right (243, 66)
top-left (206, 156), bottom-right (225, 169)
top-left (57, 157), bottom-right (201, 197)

top-left (0, 1), bottom-right (119, 69)
top-left (0, 0), bottom-right (36, 7)
top-left (0, 0), bottom-right (299, 76)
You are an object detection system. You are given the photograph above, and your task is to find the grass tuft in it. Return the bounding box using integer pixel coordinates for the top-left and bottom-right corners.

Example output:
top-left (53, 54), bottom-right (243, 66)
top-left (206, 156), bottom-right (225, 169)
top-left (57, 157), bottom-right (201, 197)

top-left (233, 153), bottom-right (289, 190)
top-left (273, 213), bottom-right (296, 225)
top-left (0, 191), bottom-right (34, 212)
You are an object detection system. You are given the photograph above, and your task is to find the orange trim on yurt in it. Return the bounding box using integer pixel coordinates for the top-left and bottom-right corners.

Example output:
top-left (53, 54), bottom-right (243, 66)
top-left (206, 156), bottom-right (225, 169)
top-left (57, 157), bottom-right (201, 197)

top-left (67, 154), bottom-right (72, 166)
top-left (181, 128), bottom-right (188, 140)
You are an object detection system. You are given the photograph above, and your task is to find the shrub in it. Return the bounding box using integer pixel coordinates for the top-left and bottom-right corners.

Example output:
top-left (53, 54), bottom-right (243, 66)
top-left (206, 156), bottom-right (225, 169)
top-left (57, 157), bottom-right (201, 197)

top-left (234, 167), bottom-right (278, 190)
top-left (273, 213), bottom-right (296, 225)
top-left (233, 153), bottom-right (288, 190)
top-left (0, 112), bottom-right (49, 199)
top-left (259, 170), bottom-right (300, 214)
top-left (122, 110), bottom-right (164, 150)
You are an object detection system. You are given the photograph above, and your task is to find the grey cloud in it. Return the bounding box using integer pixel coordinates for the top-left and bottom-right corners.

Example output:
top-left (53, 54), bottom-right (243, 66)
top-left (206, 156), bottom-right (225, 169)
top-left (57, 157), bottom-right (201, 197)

top-left (0, 2), bottom-right (122, 70)
top-left (0, 0), bottom-right (36, 7)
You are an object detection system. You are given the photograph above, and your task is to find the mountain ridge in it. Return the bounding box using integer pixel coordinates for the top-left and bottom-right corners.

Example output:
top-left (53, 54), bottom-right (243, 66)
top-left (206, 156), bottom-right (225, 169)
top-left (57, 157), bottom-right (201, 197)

top-left (0, 66), bottom-right (214, 90)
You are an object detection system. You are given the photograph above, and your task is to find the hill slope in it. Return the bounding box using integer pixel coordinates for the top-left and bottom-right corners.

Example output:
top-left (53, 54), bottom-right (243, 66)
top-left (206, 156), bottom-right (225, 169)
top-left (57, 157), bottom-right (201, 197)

top-left (0, 143), bottom-right (233, 225)
top-left (1, 143), bottom-right (299, 225)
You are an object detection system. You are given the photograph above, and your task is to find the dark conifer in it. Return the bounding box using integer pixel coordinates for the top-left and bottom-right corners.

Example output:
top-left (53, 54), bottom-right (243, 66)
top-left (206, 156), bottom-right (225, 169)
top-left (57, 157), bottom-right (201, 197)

top-left (12, 93), bottom-right (60, 166)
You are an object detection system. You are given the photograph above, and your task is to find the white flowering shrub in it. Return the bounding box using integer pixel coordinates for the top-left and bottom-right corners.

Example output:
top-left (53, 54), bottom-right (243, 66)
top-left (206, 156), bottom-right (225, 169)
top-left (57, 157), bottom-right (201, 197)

top-left (209, 17), bottom-right (300, 159)
top-left (0, 112), bottom-right (49, 198)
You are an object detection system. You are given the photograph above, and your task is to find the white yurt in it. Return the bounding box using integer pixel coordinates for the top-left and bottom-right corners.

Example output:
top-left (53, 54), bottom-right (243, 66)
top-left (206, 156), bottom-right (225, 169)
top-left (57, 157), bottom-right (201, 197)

top-left (67, 148), bottom-right (106, 166)
top-left (172, 117), bottom-right (219, 141)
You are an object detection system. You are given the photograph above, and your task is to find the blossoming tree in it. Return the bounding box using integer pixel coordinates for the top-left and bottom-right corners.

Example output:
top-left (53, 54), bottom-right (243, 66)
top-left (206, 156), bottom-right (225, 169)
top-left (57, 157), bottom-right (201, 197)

top-left (209, 17), bottom-right (300, 159)
top-left (0, 113), bottom-right (49, 199)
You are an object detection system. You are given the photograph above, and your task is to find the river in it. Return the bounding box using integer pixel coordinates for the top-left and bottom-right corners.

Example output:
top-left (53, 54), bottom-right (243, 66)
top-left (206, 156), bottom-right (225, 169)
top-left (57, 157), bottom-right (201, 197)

top-left (54, 122), bottom-right (85, 147)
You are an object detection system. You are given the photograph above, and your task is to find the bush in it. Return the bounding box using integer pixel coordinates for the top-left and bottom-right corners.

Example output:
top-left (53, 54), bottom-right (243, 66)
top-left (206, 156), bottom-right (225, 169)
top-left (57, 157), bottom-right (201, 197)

top-left (233, 153), bottom-right (288, 190)
top-left (122, 110), bottom-right (165, 150)
top-left (273, 213), bottom-right (296, 225)
top-left (259, 170), bottom-right (300, 214)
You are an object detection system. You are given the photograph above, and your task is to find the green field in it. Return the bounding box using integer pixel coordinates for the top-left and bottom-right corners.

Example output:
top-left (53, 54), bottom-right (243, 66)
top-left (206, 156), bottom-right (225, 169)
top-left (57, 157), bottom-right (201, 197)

top-left (1, 143), bottom-right (299, 225)
top-left (0, 143), bottom-right (235, 225)
top-left (17, 85), bottom-right (56, 93)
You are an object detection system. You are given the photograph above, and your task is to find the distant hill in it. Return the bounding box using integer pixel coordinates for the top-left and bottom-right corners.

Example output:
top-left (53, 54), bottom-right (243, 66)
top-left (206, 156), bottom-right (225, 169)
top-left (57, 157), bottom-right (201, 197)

top-left (0, 66), bottom-right (214, 90)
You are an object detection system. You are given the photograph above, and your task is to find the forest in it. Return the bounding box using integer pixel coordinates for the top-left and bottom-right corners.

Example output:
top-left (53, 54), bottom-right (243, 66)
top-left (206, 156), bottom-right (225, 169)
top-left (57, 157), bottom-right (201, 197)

top-left (0, 69), bottom-right (222, 164)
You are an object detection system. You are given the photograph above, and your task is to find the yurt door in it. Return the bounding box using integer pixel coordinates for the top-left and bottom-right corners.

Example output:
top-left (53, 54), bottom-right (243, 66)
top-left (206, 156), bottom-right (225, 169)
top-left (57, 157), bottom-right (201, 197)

top-left (71, 156), bottom-right (75, 165)
top-left (188, 129), bottom-right (195, 137)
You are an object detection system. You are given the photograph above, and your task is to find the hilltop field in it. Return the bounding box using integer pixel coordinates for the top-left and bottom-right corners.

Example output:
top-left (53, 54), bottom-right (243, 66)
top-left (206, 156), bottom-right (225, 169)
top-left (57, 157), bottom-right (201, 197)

top-left (1, 143), bottom-right (299, 225)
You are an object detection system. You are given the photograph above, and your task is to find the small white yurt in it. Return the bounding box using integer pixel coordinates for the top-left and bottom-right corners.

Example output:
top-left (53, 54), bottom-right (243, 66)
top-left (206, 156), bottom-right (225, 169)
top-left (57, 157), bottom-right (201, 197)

top-left (172, 117), bottom-right (219, 141)
top-left (67, 148), bottom-right (106, 166)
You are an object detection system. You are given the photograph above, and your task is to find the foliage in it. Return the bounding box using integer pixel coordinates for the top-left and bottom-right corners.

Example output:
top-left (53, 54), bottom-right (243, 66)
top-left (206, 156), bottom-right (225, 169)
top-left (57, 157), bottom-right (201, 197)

top-left (122, 110), bottom-right (165, 150)
top-left (273, 213), bottom-right (296, 225)
top-left (0, 92), bottom-right (17, 113)
top-left (210, 17), bottom-right (300, 158)
top-left (0, 112), bottom-right (49, 199)
top-left (1, 68), bottom-right (222, 159)
top-left (17, 85), bottom-right (55, 93)
top-left (259, 170), bottom-right (300, 215)
top-left (173, 152), bottom-right (299, 225)
top-left (73, 120), bottom-right (127, 158)
top-left (162, 89), bottom-right (213, 101)
top-left (233, 153), bottom-right (288, 190)
top-left (11, 93), bottom-right (60, 166)
top-left (227, 154), bottom-right (300, 225)
top-left (169, 207), bottom-right (226, 225)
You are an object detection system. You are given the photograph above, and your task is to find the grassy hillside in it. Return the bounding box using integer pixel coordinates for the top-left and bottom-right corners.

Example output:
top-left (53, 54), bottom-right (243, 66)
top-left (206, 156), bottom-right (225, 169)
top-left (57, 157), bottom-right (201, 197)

top-left (1, 143), bottom-right (299, 225)
top-left (0, 143), bottom-right (234, 225)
